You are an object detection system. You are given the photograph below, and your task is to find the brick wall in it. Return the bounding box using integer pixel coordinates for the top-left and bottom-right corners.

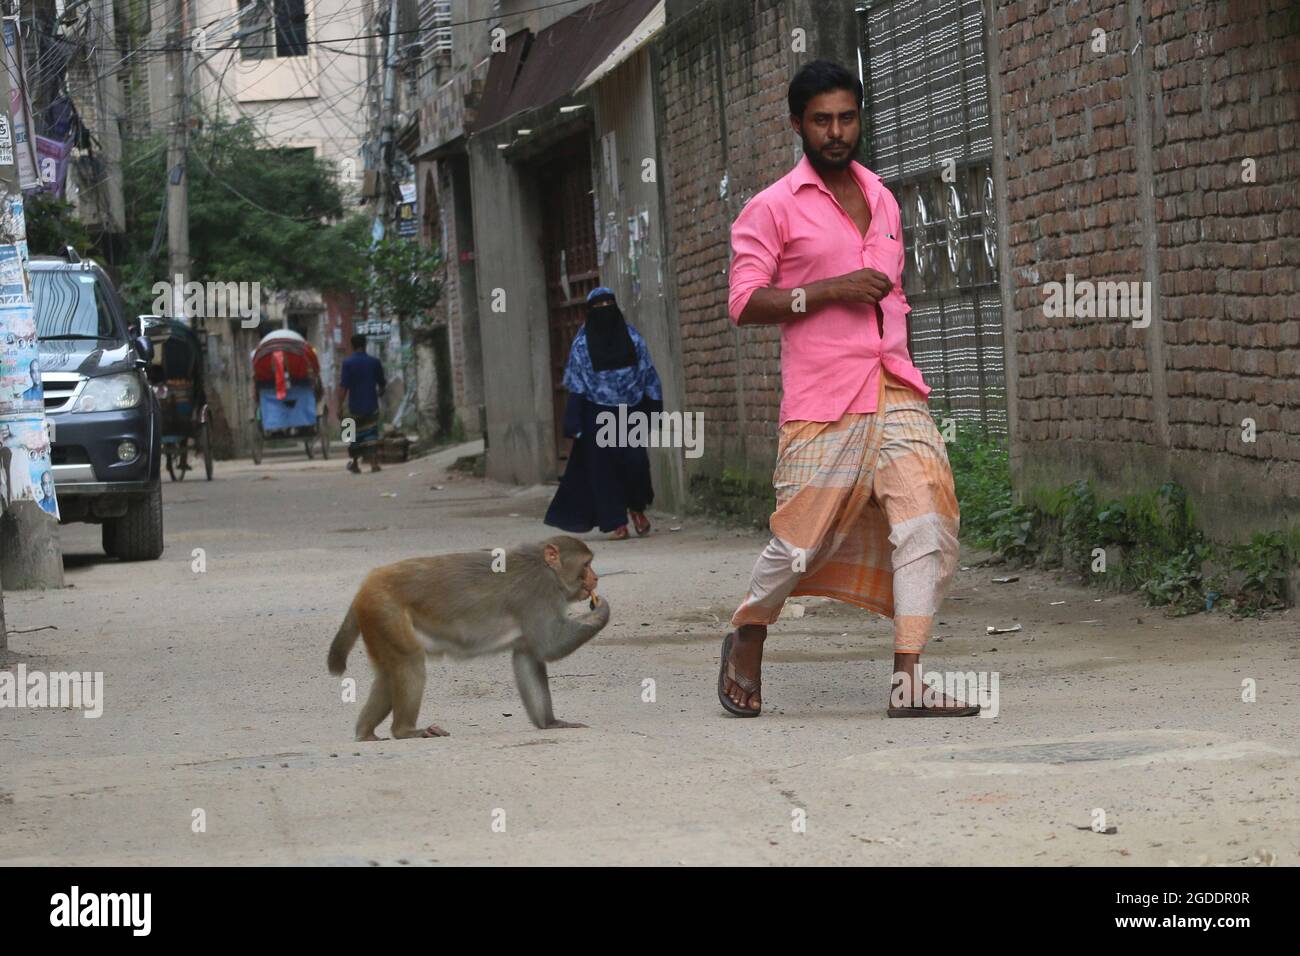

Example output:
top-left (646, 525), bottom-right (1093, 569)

top-left (656, 0), bottom-right (859, 482)
top-left (991, 0), bottom-right (1299, 537)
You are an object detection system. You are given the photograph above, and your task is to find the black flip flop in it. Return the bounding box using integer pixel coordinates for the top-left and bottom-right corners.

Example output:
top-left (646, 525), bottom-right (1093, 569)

top-left (718, 631), bottom-right (761, 717)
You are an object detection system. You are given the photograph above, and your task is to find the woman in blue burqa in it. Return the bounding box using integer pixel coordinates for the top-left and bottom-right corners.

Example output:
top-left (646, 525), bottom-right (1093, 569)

top-left (545, 286), bottom-right (663, 540)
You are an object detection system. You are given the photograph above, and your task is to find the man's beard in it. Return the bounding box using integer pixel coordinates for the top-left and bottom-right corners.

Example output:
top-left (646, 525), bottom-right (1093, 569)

top-left (801, 130), bottom-right (861, 172)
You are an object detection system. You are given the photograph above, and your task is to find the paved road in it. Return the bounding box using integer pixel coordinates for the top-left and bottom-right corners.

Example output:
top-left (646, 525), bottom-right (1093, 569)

top-left (2, 443), bottom-right (1297, 865)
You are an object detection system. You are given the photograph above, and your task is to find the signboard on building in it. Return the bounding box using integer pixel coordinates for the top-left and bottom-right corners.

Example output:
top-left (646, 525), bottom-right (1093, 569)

top-left (396, 202), bottom-right (418, 237)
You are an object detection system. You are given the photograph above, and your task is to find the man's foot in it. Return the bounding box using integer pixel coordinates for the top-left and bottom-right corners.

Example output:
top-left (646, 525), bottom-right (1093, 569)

top-left (887, 652), bottom-right (981, 717)
top-left (347, 459), bottom-right (361, 474)
top-left (369, 461), bottom-right (382, 472)
top-left (718, 624), bottom-right (765, 716)
top-left (631, 511), bottom-right (651, 535)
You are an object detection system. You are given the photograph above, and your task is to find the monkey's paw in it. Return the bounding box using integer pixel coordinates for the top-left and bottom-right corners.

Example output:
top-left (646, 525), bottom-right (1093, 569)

top-left (544, 719), bottom-right (588, 729)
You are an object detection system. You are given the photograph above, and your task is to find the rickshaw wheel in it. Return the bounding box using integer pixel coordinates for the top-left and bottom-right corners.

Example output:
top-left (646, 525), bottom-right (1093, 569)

top-left (200, 420), bottom-right (214, 480)
top-left (318, 416), bottom-right (330, 460)
top-left (251, 424), bottom-right (264, 465)
top-left (305, 436), bottom-right (315, 460)
top-left (166, 452), bottom-right (177, 481)
top-left (176, 451), bottom-right (188, 480)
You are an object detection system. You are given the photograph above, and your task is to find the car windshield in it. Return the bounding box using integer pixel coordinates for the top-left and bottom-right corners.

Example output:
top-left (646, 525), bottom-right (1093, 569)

top-left (33, 270), bottom-right (119, 340)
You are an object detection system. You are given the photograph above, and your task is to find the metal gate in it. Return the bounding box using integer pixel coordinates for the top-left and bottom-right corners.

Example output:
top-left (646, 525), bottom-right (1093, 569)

top-left (857, 0), bottom-right (1006, 434)
top-left (539, 138), bottom-right (600, 462)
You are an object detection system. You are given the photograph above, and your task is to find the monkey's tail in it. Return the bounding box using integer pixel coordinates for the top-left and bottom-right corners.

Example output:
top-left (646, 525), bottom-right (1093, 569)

top-left (327, 604), bottom-right (361, 675)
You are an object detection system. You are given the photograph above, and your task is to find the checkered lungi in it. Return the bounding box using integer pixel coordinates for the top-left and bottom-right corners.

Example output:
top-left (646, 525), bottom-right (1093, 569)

top-left (731, 369), bottom-right (961, 653)
top-left (348, 411), bottom-right (381, 460)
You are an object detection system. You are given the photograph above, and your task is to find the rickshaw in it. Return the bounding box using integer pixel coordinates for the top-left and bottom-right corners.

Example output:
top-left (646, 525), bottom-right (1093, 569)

top-left (250, 329), bottom-right (330, 463)
top-left (142, 317), bottom-right (213, 481)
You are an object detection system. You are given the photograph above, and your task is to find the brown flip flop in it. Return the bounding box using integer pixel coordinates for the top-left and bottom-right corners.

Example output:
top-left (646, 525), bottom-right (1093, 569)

top-left (717, 631), bottom-right (761, 717)
top-left (886, 702), bottom-right (981, 717)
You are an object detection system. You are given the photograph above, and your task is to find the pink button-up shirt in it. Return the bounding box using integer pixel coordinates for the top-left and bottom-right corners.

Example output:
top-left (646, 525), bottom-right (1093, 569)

top-left (727, 155), bottom-right (930, 425)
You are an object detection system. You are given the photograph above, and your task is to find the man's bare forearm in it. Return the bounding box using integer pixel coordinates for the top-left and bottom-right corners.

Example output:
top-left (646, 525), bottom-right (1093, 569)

top-left (736, 277), bottom-right (842, 326)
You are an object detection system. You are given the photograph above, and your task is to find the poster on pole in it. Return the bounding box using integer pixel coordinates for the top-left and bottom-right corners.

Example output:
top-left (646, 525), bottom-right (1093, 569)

top-left (2, 17), bottom-right (39, 189)
top-left (0, 414), bottom-right (58, 519)
top-left (0, 296), bottom-right (55, 518)
top-left (0, 113), bottom-right (12, 167)
top-left (0, 300), bottom-right (39, 415)
top-left (0, 239), bottom-right (28, 306)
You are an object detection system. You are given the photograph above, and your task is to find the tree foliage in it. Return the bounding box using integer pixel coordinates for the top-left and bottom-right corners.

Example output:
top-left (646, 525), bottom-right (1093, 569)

top-left (361, 234), bottom-right (444, 338)
top-left (25, 114), bottom-right (438, 336)
top-left (22, 193), bottom-right (92, 256)
top-left (116, 115), bottom-right (360, 305)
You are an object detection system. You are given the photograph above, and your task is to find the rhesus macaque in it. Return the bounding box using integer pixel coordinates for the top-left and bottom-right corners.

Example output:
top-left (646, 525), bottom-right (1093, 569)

top-left (327, 535), bottom-right (609, 740)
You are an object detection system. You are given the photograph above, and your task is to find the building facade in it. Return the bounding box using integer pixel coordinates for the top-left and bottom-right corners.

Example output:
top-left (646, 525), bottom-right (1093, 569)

top-left (408, 0), bottom-right (686, 506)
top-left (401, 0), bottom-right (1295, 547)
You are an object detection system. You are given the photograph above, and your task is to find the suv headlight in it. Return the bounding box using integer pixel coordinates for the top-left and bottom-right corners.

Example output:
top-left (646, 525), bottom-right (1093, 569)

top-left (73, 373), bottom-right (143, 413)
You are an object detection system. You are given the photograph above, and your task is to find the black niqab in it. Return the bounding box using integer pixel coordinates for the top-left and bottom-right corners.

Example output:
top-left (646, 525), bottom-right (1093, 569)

top-left (584, 295), bottom-right (638, 372)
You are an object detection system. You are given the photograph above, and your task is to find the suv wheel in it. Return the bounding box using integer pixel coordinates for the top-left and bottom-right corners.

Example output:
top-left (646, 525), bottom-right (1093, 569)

top-left (107, 483), bottom-right (164, 560)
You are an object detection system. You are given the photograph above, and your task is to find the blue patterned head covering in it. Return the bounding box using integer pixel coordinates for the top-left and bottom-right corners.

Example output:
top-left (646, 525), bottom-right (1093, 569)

top-left (563, 290), bottom-right (663, 407)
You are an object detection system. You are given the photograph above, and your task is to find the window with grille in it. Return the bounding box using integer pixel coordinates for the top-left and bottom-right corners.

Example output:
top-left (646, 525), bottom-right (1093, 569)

top-left (239, 0), bottom-right (309, 61)
top-left (858, 0), bottom-right (1005, 434)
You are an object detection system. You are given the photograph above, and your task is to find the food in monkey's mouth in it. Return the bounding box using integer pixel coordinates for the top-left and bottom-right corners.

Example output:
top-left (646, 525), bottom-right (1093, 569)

top-left (589, 588), bottom-right (598, 610)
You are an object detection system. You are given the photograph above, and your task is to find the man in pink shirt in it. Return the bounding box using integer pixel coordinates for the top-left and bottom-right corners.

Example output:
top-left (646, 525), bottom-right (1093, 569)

top-left (718, 60), bottom-right (978, 719)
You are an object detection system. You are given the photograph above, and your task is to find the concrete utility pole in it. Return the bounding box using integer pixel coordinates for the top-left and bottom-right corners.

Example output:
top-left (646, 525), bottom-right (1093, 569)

top-left (91, 0), bottom-right (126, 233)
top-left (364, 1), bottom-right (401, 374)
top-left (378, 0), bottom-right (400, 228)
top-left (0, 10), bottom-right (64, 603)
top-left (166, 0), bottom-right (190, 321)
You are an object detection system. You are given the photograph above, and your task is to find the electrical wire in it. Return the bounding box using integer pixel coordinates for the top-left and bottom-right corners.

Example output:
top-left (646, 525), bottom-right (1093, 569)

top-left (56, 0), bottom-right (636, 58)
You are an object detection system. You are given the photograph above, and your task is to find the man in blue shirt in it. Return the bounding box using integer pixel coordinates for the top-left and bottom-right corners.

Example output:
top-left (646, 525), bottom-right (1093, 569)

top-left (337, 333), bottom-right (387, 473)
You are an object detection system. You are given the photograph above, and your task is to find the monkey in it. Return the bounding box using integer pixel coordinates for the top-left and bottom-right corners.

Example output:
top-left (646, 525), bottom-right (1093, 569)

top-left (327, 535), bottom-right (610, 740)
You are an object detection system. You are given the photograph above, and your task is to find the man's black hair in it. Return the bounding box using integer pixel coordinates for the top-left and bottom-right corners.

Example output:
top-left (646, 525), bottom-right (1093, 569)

top-left (351, 333), bottom-right (367, 350)
top-left (788, 59), bottom-right (863, 121)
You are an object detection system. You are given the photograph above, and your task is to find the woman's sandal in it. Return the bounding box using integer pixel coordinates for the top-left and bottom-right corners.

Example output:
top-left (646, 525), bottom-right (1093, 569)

top-left (631, 511), bottom-right (651, 536)
top-left (717, 631), bottom-right (762, 717)
top-left (610, 525), bottom-right (630, 540)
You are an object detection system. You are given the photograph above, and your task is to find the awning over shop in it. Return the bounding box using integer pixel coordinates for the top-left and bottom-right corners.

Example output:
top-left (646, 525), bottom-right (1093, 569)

top-left (473, 0), bottom-right (661, 132)
top-left (574, 0), bottom-right (665, 93)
